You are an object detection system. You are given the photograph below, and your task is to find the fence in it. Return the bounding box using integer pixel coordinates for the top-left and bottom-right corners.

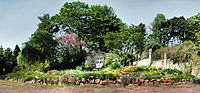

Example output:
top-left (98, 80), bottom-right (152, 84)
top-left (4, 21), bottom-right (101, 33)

top-left (136, 49), bottom-right (200, 78)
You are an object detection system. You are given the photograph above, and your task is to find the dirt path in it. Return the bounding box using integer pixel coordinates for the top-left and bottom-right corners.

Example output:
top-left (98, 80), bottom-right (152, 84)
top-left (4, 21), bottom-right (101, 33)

top-left (1, 80), bottom-right (200, 93)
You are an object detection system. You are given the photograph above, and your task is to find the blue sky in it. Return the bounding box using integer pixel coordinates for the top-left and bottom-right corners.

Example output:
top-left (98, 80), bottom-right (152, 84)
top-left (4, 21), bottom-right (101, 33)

top-left (1, 0), bottom-right (200, 49)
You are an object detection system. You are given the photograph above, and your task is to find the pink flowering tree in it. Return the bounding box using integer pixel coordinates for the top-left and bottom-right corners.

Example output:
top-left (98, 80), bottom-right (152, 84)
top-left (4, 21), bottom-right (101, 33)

top-left (57, 33), bottom-right (85, 47)
top-left (56, 33), bottom-right (86, 69)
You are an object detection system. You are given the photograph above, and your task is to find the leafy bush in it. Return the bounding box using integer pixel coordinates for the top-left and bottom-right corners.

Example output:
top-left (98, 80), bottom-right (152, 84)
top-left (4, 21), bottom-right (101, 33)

top-left (108, 62), bottom-right (122, 69)
top-left (121, 76), bottom-right (128, 87)
top-left (85, 56), bottom-right (95, 70)
top-left (137, 66), bottom-right (158, 71)
top-left (120, 52), bottom-right (137, 66)
top-left (152, 41), bottom-right (196, 63)
top-left (17, 52), bottom-right (28, 67)
top-left (76, 66), bottom-right (84, 71)
top-left (104, 53), bottom-right (119, 67)
top-left (172, 74), bottom-right (195, 82)
top-left (142, 71), bottom-right (163, 80)
top-left (73, 71), bottom-right (117, 80)
top-left (73, 71), bottom-right (103, 79)
top-left (105, 73), bottom-right (116, 80)
top-left (162, 68), bottom-right (183, 75)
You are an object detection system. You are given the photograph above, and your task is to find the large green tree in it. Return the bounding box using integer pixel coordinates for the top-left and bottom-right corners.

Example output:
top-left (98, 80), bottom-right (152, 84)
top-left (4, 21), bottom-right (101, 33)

top-left (20, 30), bottom-right (57, 65)
top-left (52, 1), bottom-right (123, 52)
top-left (147, 14), bottom-right (167, 50)
top-left (166, 16), bottom-right (188, 44)
top-left (187, 12), bottom-right (200, 42)
top-left (12, 45), bottom-right (21, 67)
top-left (147, 14), bottom-right (189, 50)
top-left (104, 23), bottom-right (146, 66)
top-left (188, 13), bottom-right (200, 54)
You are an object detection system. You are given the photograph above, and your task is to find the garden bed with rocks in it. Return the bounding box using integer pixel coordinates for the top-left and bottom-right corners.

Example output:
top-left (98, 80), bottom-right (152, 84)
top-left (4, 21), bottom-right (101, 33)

top-left (5, 66), bottom-right (195, 87)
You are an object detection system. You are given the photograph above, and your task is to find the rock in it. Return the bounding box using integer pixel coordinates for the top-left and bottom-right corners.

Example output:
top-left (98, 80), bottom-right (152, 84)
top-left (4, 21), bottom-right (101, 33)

top-left (193, 78), bottom-right (200, 84)
top-left (31, 80), bottom-right (35, 84)
top-left (148, 81), bottom-right (154, 86)
top-left (107, 80), bottom-right (113, 84)
top-left (140, 78), bottom-right (145, 83)
top-left (138, 81), bottom-right (141, 86)
top-left (131, 78), bottom-right (137, 84)
top-left (75, 79), bottom-right (81, 85)
top-left (144, 80), bottom-right (149, 85)
top-left (156, 79), bottom-right (162, 82)
top-left (8, 79), bottom-right (13, 82)
top-left (63, 78), bottom-right (68, 84)
top-left (95, 79), bottom-right (101, 84)
top-left (89, 79), bottom-right (95, 84)
top-left (25, 80), bottom-right (33, 84)
top-left (68, 77), bottom-right (76, 84)
top-left (117, 78), bottom-right (121, 83)
top-left (102, 80), bottom-right (108, 85)
top-left (162, 79), bottom-right (169, 83)
top-left (134, 78), bottom-right (139, 84)
top-left (145, 80), bottom-right (149, 83)
top-left (80, 83), bottom-right (84, 86)
top-left (127, 78), bottom-right (132, 84)
top-left (154, 81), bottom-right (160, 86)
top-left (113, 80), bottom-right (117, 84)
top-left (82, 78), bottom-right (86, 82)
top-left (58, 77), bottom-right (62, 85)
top-left (48, 70), bottom-right (58, 74)
top-left (151, 79), bottom-right (156, 82)
top-left (99, 80), bottom-right (103, 85)
top-left (43, 79), bottom-right (47, 85)
top-left (46, 78), bottom-right (51, 85)
top-left (52, 78), bottom-right (58, 84)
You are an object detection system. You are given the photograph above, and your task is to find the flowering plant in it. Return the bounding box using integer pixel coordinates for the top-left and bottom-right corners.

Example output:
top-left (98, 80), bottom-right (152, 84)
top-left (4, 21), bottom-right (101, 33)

top-left (57, 33), bottom-right (85, 47)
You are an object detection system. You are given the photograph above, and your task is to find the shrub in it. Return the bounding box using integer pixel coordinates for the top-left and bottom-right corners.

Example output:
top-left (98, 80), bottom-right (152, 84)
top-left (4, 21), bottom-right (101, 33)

top-left (17, 52), bottom-right (28, 67)
top-left (85, 56), bottom-right (94, 70)
top-left (121, 76), bottom-right (128, 87)
top-left (120, 52), bottom-right (137, 66)
top-left (108, 62), bottom-right (122, 69)
top-left (172, 74), bottom-right (195, 82)
top-left (162, 69), bottom-right (183, 75)
top-left (104, 53), bottom-right (119, 67)
top-left (137, 66), bottom-right (158, 71)
top-left (105, 73), bottom-right (116, 80)
top-left (152, 41), bottom-right (196, 63)
top-left (76, 66), bottom-right (84, 71)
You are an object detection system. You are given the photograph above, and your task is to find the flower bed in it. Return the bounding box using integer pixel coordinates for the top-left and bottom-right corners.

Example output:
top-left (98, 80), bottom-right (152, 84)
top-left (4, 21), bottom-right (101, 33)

top-left (6, 66), bottom-right (195, 87)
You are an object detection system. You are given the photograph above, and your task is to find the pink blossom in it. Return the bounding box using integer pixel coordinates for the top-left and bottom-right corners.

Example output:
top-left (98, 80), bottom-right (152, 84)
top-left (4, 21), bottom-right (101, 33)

top-left (57, 33), bottom-right (85, 47)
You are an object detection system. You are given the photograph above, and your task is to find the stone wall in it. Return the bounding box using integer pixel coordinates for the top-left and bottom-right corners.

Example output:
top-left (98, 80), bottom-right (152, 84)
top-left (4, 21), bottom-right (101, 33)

top-left (136, 58), bottom-right (200, 78)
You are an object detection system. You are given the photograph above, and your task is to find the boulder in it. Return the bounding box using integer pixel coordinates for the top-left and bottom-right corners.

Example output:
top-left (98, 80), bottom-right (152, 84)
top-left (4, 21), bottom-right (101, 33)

top-left (102, 80), bottom-right (108, 85)
top-left (193, 78), bottom-right (200, 84)
top-left (95, 79), bottom-right (101, 84)
top-left (68, 77), bottom-right (76, 84)
top-left (89, 79), bottom-right (95, 84)
top-left (139, 78), bottom-right (145, 83)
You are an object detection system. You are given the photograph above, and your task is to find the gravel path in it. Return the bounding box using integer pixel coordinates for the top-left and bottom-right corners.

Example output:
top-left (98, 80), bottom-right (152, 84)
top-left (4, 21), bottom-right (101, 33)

top-left (1, 80), bottom-right (200, 93)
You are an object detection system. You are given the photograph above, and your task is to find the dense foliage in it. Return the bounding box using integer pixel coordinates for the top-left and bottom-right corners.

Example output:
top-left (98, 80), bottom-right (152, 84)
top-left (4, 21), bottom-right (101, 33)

top-left (0, 45), bottom-right (20, 74)
top-left (2, 1), bottom-right (200, 79)
top-left (6, 66), bottom-right (195, 85)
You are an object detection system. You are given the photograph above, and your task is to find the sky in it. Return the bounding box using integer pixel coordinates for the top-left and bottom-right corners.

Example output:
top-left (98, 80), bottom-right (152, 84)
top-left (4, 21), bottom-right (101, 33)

top-left (1, 0), bottom-right (200, 50)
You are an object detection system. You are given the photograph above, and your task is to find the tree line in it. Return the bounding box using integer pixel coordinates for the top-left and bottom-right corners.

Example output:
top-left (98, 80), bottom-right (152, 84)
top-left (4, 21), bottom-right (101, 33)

top-left (0, 45), bottom-right (20, 74)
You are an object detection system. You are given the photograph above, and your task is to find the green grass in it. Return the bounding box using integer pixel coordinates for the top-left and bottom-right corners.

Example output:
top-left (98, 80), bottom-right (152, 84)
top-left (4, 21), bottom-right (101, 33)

top-left (0, 80), bottom-right (64, 89)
